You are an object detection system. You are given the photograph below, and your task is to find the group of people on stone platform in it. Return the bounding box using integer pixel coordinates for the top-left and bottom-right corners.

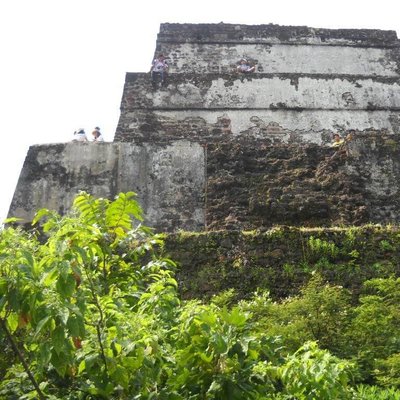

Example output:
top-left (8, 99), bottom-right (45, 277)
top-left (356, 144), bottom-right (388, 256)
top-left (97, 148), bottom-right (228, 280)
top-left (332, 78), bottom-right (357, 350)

top-left (72, 127), bottom-right (104, 142)
top-left (149, 53), bottom-right (257, 88)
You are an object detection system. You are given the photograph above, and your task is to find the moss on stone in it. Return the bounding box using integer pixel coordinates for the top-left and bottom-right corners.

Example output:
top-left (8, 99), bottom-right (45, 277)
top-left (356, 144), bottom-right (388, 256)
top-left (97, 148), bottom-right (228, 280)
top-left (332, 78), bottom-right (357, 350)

top-left (163, 225), bottom-right (400, 301)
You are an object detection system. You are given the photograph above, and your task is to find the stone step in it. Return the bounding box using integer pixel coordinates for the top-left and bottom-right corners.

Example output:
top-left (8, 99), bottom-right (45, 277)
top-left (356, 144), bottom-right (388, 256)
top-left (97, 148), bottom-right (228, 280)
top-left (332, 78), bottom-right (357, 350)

top-left (115, 108), bottom-right (400, 143)
top-left (122, 73), bottom-right (400, 111)
top-left (155, 41), bottom-right (399, 76)
top-left (157, 23), bottom-right (398, 47)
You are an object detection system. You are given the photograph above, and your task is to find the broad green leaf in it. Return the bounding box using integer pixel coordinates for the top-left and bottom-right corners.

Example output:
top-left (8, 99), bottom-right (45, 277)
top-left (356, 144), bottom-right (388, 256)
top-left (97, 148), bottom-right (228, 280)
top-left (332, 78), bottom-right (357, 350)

top-left (33, 315), bottom-right (52, 340)
top-left (199, 352), bottom-right (213, 363)
top-left (51, 351), bottom-right (67, 376)
top-left (58, 307), bottom-right (70, 325)
top-left (111, 341), bottom-right (122, 355)
top-left (32, 208), bottom-right (51, 225)
top-left (39, 343), bottom-right (52, 368)
top-left (212, 333), bottom-right (228, 354)
top-left (51, 325), bottom-right (66, 355)
top-left (43, 267), bottom-right (59, 286)
top-left (112, 365), bottom-right (129, 389)
top-left (0, 278), bottom-right (7, 295)
top-left (7, 287), bottom-right (20, 311)
top-left (221, 306), bottom-right (247, 327)
top-left (122, 356), bottom-right (143, 370)
top-left (56, 273), bottom-right (76, 298)
top-left (7, 312), bottom-right (19, 332)
top-left (84, 353), bottom-right (99, 373)
top-left (67, 315), bottom-right (85, 337)
top-left (78, 359), bottom-right (86, 374)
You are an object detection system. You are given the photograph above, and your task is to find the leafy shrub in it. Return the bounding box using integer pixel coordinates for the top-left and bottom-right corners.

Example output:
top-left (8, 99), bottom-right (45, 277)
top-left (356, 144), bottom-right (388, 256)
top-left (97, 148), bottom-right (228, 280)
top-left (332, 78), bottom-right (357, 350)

top-left (278, 341), bottom-right (354, 399)
top-left (353, 384), bottom-right (400, 399)
top-left (345, 277), bottom-right (400, 382)
top-left (374, 353), bottom-right (400, 388)
top-left (1, 193), bottom-right (400, 399)
top-left (241, 274), bottom-right (353, 357)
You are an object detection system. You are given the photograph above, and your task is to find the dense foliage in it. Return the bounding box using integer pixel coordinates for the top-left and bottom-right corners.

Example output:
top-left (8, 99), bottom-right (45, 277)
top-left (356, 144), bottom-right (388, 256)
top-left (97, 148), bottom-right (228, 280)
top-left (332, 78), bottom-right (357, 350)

top-left (0, 192), bottom-right (400, 399)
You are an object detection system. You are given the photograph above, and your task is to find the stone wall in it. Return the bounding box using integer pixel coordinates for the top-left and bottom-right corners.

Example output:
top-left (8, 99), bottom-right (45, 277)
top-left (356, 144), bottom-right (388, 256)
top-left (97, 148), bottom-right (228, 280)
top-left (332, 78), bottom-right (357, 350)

top-left (9, 23), bottom-right (400, 232)
top-left (8, 141), bottom-right (205, 232)
top-left (117, 108), bottom-right (399, 144)
top-left (9, 134), bottom-right (400, 231)
top-left (156, 23), bottom-right (399, 46)
top-left (121, 73), bottom-right (400, 110)
top-left (161, 43), bottom-right (399, 76)
top-left (205, 134), bottom-right (400, 230)
top-left (115, 23), bottom-right (400, 144)
top-left (118, 73), bottom-right (400, 144)
top-left (164, 225), bottom-right (400, 300)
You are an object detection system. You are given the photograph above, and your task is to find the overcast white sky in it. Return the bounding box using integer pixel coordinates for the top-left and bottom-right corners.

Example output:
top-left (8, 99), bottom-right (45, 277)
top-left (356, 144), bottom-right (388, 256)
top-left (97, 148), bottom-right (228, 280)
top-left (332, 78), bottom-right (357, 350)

top-left (1, 0), bottom-right (399, 223)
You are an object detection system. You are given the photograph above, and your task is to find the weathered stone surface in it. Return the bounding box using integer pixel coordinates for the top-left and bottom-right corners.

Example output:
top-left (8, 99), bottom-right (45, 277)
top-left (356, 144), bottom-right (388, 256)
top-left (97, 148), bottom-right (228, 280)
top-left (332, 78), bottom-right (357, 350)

top-left (157, 23), bottom-right (399, 46)
top-left (8, 141), bottom-right (205, 232)
top-left (9, 23), bottom-right (400, 232)
top-left (116, 109), bottom-right (397, 144)
top-left (116, 23), bottom-right (400, 144)
top-left (161, 43), bottom-right (399, 76)
top-left (154, 23), bottom-right (400, 76)
top-left (204, 134), bottom-right (400, 231)
top-left (121, 73), bottom-right (400, 110)
top-left (10, 133), bottom-right (399, 231)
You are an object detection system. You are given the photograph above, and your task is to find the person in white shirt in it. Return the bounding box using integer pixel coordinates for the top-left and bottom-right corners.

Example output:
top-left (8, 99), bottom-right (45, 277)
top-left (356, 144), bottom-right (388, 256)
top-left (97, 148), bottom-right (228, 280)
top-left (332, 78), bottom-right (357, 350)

top-left (91, 127), bottom-right (104, 142)
top-left (150, 53), bottom-right (169, 86)
top-left (73, 128), bottom-right (88, 142)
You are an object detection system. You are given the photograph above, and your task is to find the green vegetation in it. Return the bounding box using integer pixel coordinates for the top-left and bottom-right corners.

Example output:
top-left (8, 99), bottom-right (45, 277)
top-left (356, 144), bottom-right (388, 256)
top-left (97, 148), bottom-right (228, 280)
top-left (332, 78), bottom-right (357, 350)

top-left (1, 192), bottom-right (400, 399)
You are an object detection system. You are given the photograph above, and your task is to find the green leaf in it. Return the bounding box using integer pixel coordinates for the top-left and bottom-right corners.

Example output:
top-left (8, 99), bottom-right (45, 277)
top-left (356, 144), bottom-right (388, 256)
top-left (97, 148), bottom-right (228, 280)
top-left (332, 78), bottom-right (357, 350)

top-left (32, 208), bottom-right (52, 225)
top-left (7, 312), bottom-right (19, 333)
top-left (78, 359), bottom-right (86, 374)
top-left (20, 250), bottom-right (34, 269)
top-left (212, 333), bottom-right (228, 354)
top-left (33, 315), bottom-right (52, 340)
top-left (3, 216), bottom-right (23, 224)
top-left (0, 296), bottom-right (6, 313)
top-left (58, 307), bottom-right (70, 325)
top-left (105, 192), bottom-right (143, 232)
top-left (51, 325), bottom-right (66, 355)
top-left (56, 274), bottom-right (76, 298)
top-left (67, 315), bottom-right (85, 337)
top-left (51, 351), bottom-right (67, 376)
top-left (0, 277), bottom-right (7, 295)
top-left (199, 352), bottom-right (213, 363)
top-left (221, 306), bottom-right (247, 327)
top-left (112, 365), bottom-right (129, 389)
top-left (39, 343), bottom-right (52, 368)
top-left (122, 356), bottom-right (143, 370)
top-left (84, 353), bottom-right (99, 373)
top-left (43, 267), bottom-right (59, 286)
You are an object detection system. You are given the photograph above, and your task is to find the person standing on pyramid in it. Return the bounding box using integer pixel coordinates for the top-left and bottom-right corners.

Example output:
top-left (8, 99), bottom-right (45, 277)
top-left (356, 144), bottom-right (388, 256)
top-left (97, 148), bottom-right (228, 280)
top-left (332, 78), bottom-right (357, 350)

top-left (150, 53), bottom-right (169, 87)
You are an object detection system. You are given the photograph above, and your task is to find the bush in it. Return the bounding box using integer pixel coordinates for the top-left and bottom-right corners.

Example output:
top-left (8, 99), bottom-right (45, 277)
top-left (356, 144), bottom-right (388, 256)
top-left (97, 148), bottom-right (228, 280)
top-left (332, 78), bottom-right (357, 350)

top-left (1, 193), bottom-right (400, 399)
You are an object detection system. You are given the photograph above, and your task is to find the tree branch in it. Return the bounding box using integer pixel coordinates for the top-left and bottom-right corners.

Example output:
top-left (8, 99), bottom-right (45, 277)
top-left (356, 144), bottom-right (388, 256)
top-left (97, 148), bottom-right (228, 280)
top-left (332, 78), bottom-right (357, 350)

top-left (0, 318), bottom-right (46, 400)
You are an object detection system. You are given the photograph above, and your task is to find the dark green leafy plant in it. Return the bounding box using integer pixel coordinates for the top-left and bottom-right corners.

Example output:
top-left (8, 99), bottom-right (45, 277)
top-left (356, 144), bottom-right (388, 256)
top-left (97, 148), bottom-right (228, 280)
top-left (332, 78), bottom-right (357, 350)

top-left (0, 192), bottom-right (175, 399)
top-left (1, 193), bottom-right (400, 399)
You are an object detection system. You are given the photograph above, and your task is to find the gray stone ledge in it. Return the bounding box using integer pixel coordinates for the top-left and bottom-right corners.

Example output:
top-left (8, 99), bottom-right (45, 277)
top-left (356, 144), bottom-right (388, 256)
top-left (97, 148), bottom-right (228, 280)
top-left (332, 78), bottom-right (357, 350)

top-left (157, 23), bottom-right (399, 47)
